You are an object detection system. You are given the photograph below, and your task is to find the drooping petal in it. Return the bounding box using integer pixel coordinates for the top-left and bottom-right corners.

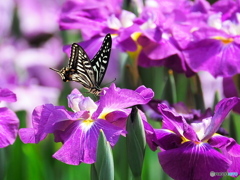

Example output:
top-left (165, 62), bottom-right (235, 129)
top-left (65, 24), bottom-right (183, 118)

top-left (202, 97), bottom-right (240, 141)
top-left (59, 0), bottom-right (123, 39)
top-left (105, 110), bottom-right (129, 129)
top-left (183, 37), bottom-right (240, 77)
top-left (158, 103), bottom-right (199, 142)
top-left (154, 129), bottom-right (182, 151)
top-left (0, 107), bottom-right (19, 148)
top-left (52, 119), bottom-right (125, 165)
top-left (0, 88), bottom-right (17, 102)
top-left (158, 141), bottom-right (231, 180)
top-left (19, 104), bottom-right (89, 143)
top-left (142, 120), bottom-right (157, 151)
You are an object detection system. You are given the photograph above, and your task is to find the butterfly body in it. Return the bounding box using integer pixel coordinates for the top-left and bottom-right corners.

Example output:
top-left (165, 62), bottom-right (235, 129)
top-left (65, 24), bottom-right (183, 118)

top-left (50, 34), bottom-right (112, 96)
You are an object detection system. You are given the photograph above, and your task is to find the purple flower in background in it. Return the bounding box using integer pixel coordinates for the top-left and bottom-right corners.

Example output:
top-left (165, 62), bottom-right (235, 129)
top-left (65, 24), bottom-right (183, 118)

top-left (59, 0), bottom-right (123, 39)
top-left (198, 71), bottom-right (224, 108)
top-left (59, 0), bottom-right (141, 52)
top-left (0, 0), bottom-right (15, 38)
top-left (149, 97), bottom-right (240, 179)
top-left (19, 84), bottom-right (154, 165)
top-left (16, 0), bottom-right (63, 37)
top-left (223, 77), bottom-right (240, 114)
top-left (0, 0), bottom-right (66, 124)
top-left (124, 0), bottom-right (210, 76)
top-left (0, 88), bottom-right (19, 148)
top-left (0, 39), bottom-right (63, 124)
top-left (173, 0), bottom-right (240, 77)
top-left (59, 0), bottom-right (140, 84)
top-left (141, 99), bottom-right (212, 123)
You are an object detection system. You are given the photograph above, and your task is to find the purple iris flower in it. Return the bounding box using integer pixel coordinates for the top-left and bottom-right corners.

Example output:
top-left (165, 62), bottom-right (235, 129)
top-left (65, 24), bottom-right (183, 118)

top-left (0, 88), bottom-right (19, 148)
top-left (59, 0), bottom-right (140, 52)
top-left (173, 0), bottom-right (240, 77)
top-left (127, 0), bottom-right (211, 76)
top-left (149, 97), bottom-right (240, 179)
top-left (141, 98), bottom-right (217, 127)
top-left (59, 0), bottom-right (124, 39)
top-left (19, 84), bottom-right (154, 165)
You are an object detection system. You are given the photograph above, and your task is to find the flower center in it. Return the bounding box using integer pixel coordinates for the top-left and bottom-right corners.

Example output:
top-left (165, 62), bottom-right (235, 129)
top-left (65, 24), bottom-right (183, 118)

top-left (81, 119), bottom-right (94, 132)
top-left (181, 136), bottom-right (201, 145)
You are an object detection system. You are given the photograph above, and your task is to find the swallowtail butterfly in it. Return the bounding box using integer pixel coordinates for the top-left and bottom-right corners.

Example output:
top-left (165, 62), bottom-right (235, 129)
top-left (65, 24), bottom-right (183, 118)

top-left (50, 34), bottom-right (112, 95)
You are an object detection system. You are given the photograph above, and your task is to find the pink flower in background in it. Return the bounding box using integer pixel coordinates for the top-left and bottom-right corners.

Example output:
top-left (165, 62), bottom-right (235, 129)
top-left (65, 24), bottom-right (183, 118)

top-left (15, 0), bottom-right (64, 37)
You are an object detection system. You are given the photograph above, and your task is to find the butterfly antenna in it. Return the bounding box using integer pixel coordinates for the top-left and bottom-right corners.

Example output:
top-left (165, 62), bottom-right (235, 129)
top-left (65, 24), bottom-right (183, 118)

top-left (49, 67), bottom-right (60, 72)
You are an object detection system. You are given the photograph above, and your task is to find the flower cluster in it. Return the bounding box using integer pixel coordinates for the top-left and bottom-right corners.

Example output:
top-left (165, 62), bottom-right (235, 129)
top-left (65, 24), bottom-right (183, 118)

top-left (59, 0), bottom-right (240, 111)
top-left (59, 0), bottom-right (240, 78)
top-left (0, 0), bottom-right (64, 122)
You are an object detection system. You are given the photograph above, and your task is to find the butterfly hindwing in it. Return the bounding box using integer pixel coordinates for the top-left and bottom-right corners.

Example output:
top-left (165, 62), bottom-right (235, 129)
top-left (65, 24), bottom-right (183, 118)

top-left (90, 34), bottom-right (112, 85)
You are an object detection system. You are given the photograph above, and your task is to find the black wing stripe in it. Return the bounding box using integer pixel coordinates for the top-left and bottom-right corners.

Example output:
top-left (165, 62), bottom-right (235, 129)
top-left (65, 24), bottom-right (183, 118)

top-left (90, 34), bottom-right (112, 85)
top-left (68, 43), bottom-right (80, 68)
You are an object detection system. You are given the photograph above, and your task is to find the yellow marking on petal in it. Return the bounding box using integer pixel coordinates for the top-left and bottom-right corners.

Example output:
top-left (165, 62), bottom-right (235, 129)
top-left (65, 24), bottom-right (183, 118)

top-left (81, 119), bottom-right (94, 132)
top-left (127, 32), bottom-right (143, 60)
top-left (181, 136), bottom-right (190, 144)
top-left (83, 119), bottom-right (94, 124)
top-left (98, 112), bottom-right (109, 120)
top-left (213, 36), bottom-right (233, 44)
top-left (181, 136), bottom-right (202, 145)
top-left (211, 133), bottom-right (221, 137)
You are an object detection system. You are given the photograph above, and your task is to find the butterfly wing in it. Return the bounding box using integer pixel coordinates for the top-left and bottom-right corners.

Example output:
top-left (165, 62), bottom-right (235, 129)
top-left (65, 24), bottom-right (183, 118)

top-left (50, 34), bottom-right (112, 95)
top-left (90, 34), bottom-right (112, 86)
top-left (68, 43), bottom-right (78, 69)
top-left (70, 43), bottom-right (96, 90)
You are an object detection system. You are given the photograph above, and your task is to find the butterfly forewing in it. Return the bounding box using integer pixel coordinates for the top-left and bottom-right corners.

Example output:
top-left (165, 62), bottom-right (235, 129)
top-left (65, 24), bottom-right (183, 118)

top-left (68, 43), bottom-right (79, 68)
top-left (90, 34), bottom-right (112, 85)
top-left (72, 43), bottom-right (95, 87)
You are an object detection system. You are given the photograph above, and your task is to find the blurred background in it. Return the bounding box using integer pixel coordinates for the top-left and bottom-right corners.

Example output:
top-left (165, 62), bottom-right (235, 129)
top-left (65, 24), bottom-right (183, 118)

top-left (0, 0), bottom-right (240, 179)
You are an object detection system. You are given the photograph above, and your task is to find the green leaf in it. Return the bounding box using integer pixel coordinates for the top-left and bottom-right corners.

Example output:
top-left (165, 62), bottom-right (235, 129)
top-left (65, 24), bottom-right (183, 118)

top-left (126, 107), bottom-right (146, 179)
top-left (94, 130), bottom-right (114, 180)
